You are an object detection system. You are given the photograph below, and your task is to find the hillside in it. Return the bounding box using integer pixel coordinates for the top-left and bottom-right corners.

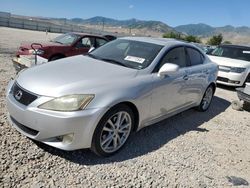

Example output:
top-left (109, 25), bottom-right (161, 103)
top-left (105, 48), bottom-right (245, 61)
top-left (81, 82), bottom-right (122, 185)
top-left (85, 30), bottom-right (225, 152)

top-left (70, 16), bottom-right (175, 33)
top-left (175, 24), bottom-right (250, 44)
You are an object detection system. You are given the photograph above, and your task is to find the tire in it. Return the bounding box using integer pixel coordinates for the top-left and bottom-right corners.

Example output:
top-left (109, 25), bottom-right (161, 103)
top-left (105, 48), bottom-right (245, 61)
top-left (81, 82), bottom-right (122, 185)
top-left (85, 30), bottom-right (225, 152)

top-left (231, 100), bottom-right (243, 111)
top-left (244, 73), bottom-right (250, 86)
top-left (49, 55), bottom-right (63, 61)
top-left (91, 104), bottom-right (134, 157)
top-left (196, 85), bottom-right (214, 112)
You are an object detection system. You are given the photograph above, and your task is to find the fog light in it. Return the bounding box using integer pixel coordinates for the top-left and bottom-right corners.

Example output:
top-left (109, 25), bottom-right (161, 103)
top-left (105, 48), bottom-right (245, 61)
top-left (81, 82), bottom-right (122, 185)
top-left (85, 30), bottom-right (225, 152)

top-left (63, 133), bottom-right (74, 144)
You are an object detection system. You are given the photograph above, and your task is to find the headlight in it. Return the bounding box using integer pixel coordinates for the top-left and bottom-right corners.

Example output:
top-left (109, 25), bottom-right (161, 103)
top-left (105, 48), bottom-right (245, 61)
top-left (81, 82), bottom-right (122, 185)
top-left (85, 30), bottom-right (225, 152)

top-left (230, 67), bottom-right (246, 73)
top-left (28, 49), bottom-right (34, 54)
top-left (39, 94), bottom-right (94, 111)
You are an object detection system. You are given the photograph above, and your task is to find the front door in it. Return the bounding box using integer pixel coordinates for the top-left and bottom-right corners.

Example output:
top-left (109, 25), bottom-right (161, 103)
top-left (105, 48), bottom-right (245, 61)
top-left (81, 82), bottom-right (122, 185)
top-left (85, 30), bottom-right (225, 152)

top-left (149, 47), bottom-right (190, 121)
top-left (69, 37), bottom-right (95, 56)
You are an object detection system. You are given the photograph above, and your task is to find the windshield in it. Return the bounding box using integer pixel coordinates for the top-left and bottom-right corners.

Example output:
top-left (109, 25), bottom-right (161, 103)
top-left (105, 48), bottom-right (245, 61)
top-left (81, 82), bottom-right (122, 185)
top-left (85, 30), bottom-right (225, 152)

top-left (51, 33), bottom-right (80, 45)
top-left (89, 39), bottom-right (163, 69)
top-left (211, 46), bottom-right (250, 62)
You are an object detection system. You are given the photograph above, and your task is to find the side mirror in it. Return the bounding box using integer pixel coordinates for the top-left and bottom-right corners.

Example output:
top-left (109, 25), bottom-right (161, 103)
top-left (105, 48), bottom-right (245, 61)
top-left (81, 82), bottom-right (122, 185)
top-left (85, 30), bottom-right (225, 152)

top-left (88, 46), bottom-right (95, 53)
top-left (158, 63), bottom-right (179, 77)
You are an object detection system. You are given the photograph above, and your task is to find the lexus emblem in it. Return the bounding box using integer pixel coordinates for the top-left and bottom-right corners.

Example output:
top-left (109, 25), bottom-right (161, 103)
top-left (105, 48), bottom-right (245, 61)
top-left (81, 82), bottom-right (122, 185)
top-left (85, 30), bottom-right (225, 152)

top-left (15, 90), bottom-right (23, 100)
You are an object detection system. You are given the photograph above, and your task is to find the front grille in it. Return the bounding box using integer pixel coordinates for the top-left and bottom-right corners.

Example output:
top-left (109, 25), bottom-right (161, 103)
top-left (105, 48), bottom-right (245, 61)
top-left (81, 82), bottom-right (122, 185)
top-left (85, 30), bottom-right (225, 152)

top-left (217, 76), bottom-right (229, 82)
top-left (11, 83), bottom-right (38, 106)
top-left (10, 116), bottom-right (39, 136)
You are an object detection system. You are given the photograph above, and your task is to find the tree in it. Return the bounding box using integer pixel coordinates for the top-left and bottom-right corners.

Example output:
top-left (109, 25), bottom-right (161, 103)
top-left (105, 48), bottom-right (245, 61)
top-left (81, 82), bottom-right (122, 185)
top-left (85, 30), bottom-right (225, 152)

top-left (163, 32), bottom-right (201, 43)
top-left (207, 34), bottom-right (223, 45)
top-left (184, 35), bottom-right (201, 43)
top-left (222, 41), bottom-right (232, 44)
top-left (162, 32), bottom-right (182, 39)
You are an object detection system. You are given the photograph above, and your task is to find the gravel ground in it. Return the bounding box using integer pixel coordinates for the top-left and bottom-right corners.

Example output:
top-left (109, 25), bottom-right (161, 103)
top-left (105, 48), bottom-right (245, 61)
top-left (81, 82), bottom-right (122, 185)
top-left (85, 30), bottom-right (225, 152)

top-left (0, 27), bottom-right (250, 187)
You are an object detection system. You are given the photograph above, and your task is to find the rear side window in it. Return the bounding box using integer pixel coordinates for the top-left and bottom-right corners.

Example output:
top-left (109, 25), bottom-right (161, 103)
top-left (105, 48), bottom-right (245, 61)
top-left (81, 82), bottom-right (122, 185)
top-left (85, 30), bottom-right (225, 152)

top-left (96, 38), bottom-right (107, 47)
top-left (187, 48), bottom-right (204, 66)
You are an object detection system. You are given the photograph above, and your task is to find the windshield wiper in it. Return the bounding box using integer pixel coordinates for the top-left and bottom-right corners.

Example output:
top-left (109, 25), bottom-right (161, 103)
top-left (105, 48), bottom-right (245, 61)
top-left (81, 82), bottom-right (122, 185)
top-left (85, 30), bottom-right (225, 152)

top-left (100, 58), bottom-right (129, 68)
top-left (87, 54), bottom-right (99, 59)
top-left (53, 41), bottom-right (63, 44)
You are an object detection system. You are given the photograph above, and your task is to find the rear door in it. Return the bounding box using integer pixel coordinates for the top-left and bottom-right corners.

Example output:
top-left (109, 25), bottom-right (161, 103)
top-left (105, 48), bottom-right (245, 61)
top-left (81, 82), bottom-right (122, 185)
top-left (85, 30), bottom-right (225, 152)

top-left (185, 47), bottom-right (209, 104)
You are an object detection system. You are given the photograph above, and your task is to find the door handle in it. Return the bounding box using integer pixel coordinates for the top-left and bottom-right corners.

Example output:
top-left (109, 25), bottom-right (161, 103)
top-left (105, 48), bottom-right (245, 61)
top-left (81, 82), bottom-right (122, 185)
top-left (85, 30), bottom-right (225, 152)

top-left (183, 75), bottom-right (189, 80)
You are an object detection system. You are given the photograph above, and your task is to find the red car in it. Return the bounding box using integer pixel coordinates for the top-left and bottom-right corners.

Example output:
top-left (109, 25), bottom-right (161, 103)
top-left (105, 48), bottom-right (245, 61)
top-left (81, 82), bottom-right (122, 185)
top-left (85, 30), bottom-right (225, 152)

top-left (16, 32), bottom-right (115, 61)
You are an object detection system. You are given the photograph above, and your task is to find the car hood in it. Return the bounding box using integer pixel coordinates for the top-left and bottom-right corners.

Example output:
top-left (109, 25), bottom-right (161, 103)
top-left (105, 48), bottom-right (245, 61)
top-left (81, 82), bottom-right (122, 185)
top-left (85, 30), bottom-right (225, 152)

top-left (208, 55), bottom-right (250, 68)
top-left (16, 55), bottom-right (138, 97)
top-left (20, 42), bottom-right (64, 50)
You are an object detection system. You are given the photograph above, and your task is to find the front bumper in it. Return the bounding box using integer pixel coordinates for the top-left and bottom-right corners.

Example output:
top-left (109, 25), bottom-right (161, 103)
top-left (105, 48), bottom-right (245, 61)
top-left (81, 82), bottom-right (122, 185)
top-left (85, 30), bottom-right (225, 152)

top-left (217, 70), bottom-right (248, 86)
top-left (6, 81), bottom-right (107, 150)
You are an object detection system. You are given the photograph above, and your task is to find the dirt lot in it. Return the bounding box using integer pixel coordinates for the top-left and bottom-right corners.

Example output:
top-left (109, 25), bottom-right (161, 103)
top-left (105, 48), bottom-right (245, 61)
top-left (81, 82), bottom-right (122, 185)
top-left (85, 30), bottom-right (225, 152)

top-left (0, 27), bottom-right (250, 187)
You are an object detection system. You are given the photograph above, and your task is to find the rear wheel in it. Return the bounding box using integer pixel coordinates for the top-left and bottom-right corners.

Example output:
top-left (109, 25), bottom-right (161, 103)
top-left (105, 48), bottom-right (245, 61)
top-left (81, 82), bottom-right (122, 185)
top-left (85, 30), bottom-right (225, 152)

top-left (244, 73), bottom-right (250, 85)
top-left (196, 85), bottom-right (214, 112)
top-left (91, 104), bottom-right (134, 157)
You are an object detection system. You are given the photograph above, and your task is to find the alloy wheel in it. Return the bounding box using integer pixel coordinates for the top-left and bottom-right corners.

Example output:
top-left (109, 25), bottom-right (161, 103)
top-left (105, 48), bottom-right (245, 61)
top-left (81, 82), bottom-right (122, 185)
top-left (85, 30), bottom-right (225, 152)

top-left (201, 87), bottom-right (213, 110)
top-left (100, 111), bottom-right (132, 153)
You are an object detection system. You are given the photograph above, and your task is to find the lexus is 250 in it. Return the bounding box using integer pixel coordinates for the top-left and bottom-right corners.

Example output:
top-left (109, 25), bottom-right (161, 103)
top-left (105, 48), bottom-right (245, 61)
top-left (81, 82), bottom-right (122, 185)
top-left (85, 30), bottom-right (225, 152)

top-left (6, 37), bottom-right (218, 156)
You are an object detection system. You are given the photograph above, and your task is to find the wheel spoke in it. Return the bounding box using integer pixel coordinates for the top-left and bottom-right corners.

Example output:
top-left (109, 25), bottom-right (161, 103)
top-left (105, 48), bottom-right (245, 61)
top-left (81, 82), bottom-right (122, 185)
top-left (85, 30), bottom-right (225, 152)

top-left (103, 136), bottom-right (113, 150)
top-left (116, 112), bottom-right (122, 126)
top-left (113, 136), bottom-right (118, 149)
top-left (103, 126), bottom-right (113, 133)
top-left (107, 119), bottom-right (115, 129)
top-left (118, 123), bottom-right (130, 133)
top-left (119, 113), bottom-right (126, 126)
top-left (101, 134), bottom-right (113, 146)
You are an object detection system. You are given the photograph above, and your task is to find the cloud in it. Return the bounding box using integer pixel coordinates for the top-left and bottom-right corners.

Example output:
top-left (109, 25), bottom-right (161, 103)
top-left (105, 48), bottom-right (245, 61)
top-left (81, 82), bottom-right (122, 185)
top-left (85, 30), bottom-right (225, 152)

top-left (129, 5), bottom-right (134, 9)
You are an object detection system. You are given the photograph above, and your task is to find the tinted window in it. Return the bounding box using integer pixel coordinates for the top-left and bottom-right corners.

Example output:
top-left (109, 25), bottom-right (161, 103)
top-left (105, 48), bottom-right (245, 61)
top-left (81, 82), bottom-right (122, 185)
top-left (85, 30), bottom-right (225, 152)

top-left (187, 48), bottom-right (203, 66)
top-left (211, 46), bottom-right (250, 62)
top-left (96, 38), bottom-right (107, 47)
top-left (159, 47), bottom-right (187, 69)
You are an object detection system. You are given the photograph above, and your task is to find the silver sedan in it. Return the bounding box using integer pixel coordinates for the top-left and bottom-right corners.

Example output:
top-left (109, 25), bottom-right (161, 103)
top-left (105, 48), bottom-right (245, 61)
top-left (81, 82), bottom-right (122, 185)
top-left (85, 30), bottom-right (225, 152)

top-left (6, 37), bottom-right (218, 156)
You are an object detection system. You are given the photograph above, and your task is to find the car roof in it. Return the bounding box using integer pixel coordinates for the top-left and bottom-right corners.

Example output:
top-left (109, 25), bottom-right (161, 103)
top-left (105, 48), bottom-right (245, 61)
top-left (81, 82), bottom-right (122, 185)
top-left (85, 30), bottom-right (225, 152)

top-left (120, 36), bottom-right (189, 47)
top-left (69, 32), bottom-right (106, 38)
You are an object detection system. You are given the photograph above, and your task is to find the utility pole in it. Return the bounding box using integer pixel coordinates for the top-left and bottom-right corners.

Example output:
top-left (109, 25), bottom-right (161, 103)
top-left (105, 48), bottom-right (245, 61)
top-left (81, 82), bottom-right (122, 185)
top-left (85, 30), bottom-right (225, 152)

top-left (102, 18), bottom-right (105, 31)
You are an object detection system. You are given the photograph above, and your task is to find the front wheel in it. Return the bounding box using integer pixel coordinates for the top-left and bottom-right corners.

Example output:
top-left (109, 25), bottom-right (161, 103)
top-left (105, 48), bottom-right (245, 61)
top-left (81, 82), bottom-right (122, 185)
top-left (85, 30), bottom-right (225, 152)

top-left (91, 104), bottom-right (134, 157)
top-left (196, 85), bottom-right (214, 112)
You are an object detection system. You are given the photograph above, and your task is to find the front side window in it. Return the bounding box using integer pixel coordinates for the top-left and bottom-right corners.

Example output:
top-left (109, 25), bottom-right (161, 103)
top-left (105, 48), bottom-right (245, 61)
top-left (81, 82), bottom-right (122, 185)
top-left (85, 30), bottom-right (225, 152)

top-left (211, 46), bottom-right (250, 62)
top-left (159, 47), bottom-right (187, 70)
top-left (187, 48), bottom-right (204, 66)
top-left (89, 39), bottom-right (163, 69)
top-left (96, 38), bottom-right (107, 47)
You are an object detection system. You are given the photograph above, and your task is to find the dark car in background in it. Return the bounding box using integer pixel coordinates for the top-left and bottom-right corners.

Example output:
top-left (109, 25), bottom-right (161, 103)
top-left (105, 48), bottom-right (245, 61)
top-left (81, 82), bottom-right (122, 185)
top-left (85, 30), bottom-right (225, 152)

top-left (15, 32), bottom-right (116, 61)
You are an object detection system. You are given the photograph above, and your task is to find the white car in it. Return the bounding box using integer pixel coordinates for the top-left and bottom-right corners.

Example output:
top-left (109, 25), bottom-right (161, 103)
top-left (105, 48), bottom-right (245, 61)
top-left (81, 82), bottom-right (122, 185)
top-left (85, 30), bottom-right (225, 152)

top-left (208, 45), bottom-right (250, 86)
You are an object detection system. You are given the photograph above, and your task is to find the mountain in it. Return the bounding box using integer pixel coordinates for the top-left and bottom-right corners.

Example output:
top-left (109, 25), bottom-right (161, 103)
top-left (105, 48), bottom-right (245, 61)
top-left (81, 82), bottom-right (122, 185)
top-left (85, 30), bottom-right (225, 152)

top-left (70, 16), bottom-right (175, 33)
top-left (42, 15), bottom-right (250, 44)
top-left (174, 23), bottom-right (215, 36)
top-left (174, 24), bottom-right (250, 36)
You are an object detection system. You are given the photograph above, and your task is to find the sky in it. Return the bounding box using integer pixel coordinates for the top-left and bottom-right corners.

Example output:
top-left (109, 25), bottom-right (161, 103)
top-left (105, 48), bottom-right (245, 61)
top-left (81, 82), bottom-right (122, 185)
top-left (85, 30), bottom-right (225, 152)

top-left (1, 0), bottom-right (250, 27)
